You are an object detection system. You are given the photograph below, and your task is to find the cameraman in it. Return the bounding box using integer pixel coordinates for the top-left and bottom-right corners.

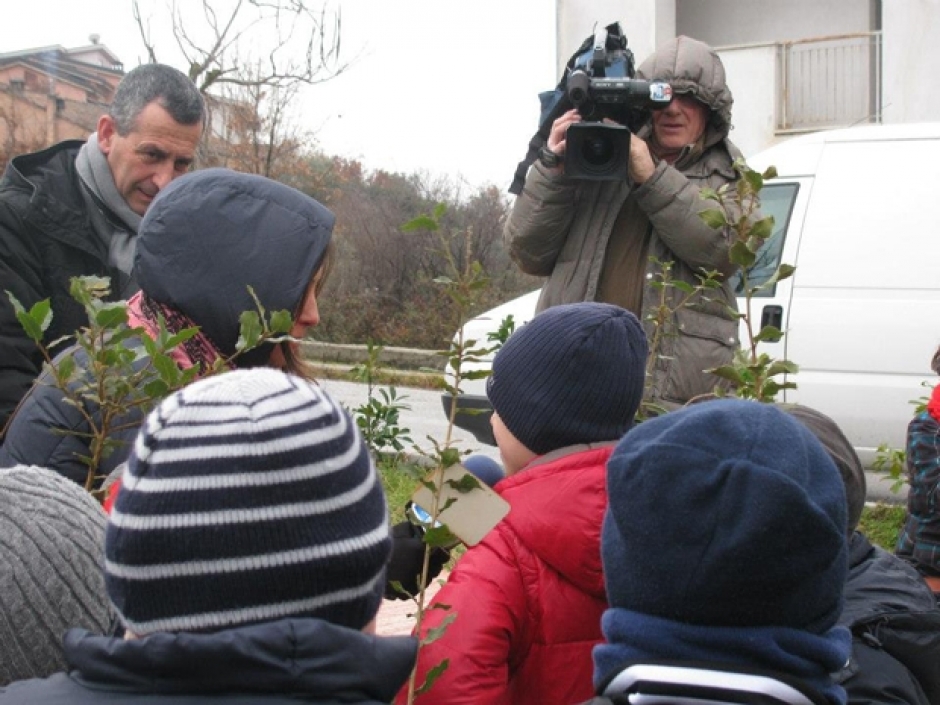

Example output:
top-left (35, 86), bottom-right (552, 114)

top-left (505, 35), bottom-right (750, 410)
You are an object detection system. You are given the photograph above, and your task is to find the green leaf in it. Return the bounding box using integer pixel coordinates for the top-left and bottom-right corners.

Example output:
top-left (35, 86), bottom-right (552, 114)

top-left (762, 165), bottom-right (779, 180)
top-left (94, 302), bottom-right (129, 329)
top-left (269, 309), bottom-right (293, 334)
top-left (152, 352), bottom-right (181, 382)
top-left (462, 369), bottom-right (493, 381)
top-left (237, 311), bottom-right (263, 350)
top-left (421, 613), bottom-right (457, 647)
top-left (402, 215), bottom-right (439, 232)
top-left (699, 209), bottom-right (727, 229)
top-left (743, 167), bottom-right (764, 193)
top-left (439, 447), bottom-right (461, 468)
top-left (424, 525), bottom-right (459, 547)
top-left (415, 658), bottom-right (451, 696)
top-left (775, 263), bottom-right (796, 281)
top-left (55, 354), bottom-right (76, 382)
top-left (753, 326), bottom-right (784, 343)
top-left (766, 359), bottom-right (800, 376)
top-left (728, 241), bottom-right (756, 268)
top-left (143, 379), bottom-right (171, 398)
top-left (448, 472), bottom-right (483, 493)
top-left (708, 365), bottom-right (746, 385)
top-left (18, 299), bottom-right (52, 342)
top-left (748, 216), bottom-right (775, 243)
top-left (161, 327), bottom-right (198, 350)
top-left (699, 187), bottom-right (719, 202)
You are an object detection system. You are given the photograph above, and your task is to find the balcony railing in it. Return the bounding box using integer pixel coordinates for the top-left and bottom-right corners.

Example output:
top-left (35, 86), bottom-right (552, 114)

top-left (777, 31), bottom-right (882, 131)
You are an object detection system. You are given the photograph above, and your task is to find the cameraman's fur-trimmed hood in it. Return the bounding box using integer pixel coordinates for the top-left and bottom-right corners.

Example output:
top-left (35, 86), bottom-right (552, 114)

top-left (637, 35), bottom-right (733, 136)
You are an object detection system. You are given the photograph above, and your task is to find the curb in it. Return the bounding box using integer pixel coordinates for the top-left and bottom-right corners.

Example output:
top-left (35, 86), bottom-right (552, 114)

top-left (301, 340), bottom-right (443, 372)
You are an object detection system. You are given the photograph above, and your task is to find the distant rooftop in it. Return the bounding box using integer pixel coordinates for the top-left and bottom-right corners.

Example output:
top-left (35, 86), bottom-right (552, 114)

top-left (0, 42), bottom-right (123, 73)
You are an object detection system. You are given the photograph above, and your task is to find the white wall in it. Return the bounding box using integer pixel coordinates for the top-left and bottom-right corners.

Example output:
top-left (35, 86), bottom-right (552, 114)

top-left (556, 0), bottom-right (675, 75)
top-left (676, 0), bottom-right (873, 45)
top-left (881, 0), bottom-right (940, 123)
top-left (717, 45), bottom-right (780, 159)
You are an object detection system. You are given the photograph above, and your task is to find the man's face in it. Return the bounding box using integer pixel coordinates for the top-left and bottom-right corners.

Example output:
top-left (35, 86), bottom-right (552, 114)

top-left (651, 93), bottom-right (709, 152)
top-left (97, 101), bottom-right (203, 216)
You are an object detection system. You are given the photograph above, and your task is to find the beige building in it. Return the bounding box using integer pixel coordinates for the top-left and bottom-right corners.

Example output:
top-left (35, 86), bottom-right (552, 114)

top-left (0, 40), bottom-right (123, 168)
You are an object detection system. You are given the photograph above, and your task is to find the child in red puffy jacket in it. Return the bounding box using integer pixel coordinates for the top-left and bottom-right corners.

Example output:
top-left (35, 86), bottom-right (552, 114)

top-left (397, 302), bottom-right (648, 705)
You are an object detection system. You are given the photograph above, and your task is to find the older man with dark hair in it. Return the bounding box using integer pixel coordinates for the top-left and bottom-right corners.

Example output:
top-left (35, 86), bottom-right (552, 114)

top-left (0, 63), bottom-right (205, 431)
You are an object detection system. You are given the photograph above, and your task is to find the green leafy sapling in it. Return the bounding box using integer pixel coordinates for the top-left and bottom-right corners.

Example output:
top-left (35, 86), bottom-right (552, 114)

top-left (699, 160), bottom-right (798, 403)
top-left (395, 203), bottom-right (508, 702)
top-left (6, 276), bottom-right (296, 495)
top-left (350, 340), bottom-right (414, 458)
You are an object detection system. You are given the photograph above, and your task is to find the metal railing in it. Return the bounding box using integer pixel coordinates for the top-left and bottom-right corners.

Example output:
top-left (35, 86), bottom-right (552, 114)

top-left (777, 31), bottom-right (882, 131)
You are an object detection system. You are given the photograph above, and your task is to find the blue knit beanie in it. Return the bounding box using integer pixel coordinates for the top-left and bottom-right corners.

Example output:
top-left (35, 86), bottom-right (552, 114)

top-left (106, 368), bottom-right (390, 636)
top-left (603, 399), bottom-right (848, 633)
top-left (486, 303), bottom-right (648, 456)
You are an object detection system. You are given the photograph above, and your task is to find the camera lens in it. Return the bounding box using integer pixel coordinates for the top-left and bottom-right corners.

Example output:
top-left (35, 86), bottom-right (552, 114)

top-left (564, 122), bottom-right (630, 181)
top-left (580, 135), bottom-right (616, 166)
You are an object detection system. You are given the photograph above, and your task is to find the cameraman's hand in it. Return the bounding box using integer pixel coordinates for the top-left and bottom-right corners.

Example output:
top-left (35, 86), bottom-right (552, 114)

top-left (544, 109), bottom-right (582, 171)
top-left (628, 133), bottom-right (656, 184)
top-left (384, 520), bottom-right (451, 600)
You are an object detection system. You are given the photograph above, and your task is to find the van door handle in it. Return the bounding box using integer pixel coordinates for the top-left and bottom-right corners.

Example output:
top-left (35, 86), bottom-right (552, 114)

top-left (761, 305), bottom-right (783, 330)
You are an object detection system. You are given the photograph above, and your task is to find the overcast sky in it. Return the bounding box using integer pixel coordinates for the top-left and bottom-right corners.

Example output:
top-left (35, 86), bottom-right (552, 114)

top-left (0, 0), bottom-right (558, 192)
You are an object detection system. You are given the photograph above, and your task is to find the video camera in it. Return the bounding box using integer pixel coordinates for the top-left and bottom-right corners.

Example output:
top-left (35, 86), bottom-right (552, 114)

top-left (564, 26), bottom-right (673, 181)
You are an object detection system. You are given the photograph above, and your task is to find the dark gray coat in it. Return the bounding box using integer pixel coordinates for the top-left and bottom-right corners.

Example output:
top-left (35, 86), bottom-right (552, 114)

top-left (0, 618), bottom-right (417, 704)
top-left (837, 532), bottom-right (940, 705)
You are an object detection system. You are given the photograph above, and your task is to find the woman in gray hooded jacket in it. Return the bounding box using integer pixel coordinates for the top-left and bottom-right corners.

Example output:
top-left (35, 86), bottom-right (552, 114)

top-left (505, 35), bottom-right (747, 409)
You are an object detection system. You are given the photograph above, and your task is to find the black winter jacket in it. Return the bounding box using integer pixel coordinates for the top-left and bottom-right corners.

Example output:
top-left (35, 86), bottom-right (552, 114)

top-left (0, 140), bottom-right (126, 432)
top-left (0, 618), bottom-right (418, 704)
top-left (837, 532), bottom-right (940, 705)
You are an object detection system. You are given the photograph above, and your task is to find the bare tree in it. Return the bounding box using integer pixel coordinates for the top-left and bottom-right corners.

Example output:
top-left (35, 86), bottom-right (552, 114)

top-left (132, 0), bottom-right (349, 92)
top-left (131, 0), bottom-right (351, 176)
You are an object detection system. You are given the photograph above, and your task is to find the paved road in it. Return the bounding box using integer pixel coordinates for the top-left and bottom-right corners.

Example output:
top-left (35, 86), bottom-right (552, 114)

top-left (321, 379), bottom-right (905, 504)
top-left (319, 379), bottom-right (501, 463)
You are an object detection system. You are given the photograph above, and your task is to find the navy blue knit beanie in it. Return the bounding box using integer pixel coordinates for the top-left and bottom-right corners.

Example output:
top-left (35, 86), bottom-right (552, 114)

top-left (603, 399), bottom-right (848, 634)
top-left (486, 302), bottom-right (648, 456)
top-left (106, 368), bottom-right (391, 636)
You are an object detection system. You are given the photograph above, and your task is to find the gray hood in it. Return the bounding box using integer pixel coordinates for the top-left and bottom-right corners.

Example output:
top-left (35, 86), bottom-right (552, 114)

top-left (637, 35), bottom-right (734, 136)
top-left (134, 168), bottom-right (334, 367)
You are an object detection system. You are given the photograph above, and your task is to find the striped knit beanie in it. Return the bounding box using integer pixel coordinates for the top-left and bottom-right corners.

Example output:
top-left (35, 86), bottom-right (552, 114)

top-left (105, 368), bottom-right (391, 636)
top-left (486, 302), bottom-right (648, 455)
top-left (0, 466), bottom-right (111, 685)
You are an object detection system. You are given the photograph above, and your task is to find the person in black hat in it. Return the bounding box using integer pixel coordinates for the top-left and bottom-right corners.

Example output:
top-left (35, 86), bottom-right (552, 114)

top-left (399, 302), bottom-right (648, 705)
top-left (785, 404), bottom-right (940, 705)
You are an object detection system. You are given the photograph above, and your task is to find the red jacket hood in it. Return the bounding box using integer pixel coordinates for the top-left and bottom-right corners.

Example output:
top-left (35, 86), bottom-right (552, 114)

top-left (496, 443), bottom-right (612, 600)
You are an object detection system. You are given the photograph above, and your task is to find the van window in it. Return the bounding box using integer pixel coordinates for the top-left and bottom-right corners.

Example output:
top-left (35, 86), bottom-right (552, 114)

top-left (729, 183), bottom-right (799, 297)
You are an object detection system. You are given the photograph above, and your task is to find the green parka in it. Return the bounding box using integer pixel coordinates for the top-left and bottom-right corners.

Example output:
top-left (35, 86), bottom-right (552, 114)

top-left (505, 36), bottom-right (745, 408)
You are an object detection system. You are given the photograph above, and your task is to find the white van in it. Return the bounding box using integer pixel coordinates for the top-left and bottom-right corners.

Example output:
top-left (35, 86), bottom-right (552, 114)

top-left (443, 122), bottom-right (940, 470)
